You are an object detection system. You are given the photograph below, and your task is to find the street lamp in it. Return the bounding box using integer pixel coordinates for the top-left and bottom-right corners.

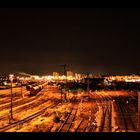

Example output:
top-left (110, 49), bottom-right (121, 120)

top-left (138, 91), bottom-right (140, 128)
top-left (9, 74), bottom-right (14, 120)
top-left (21, 81), bottom-right (23, 97)
top-left (87, 73), bottom-right (90, 93)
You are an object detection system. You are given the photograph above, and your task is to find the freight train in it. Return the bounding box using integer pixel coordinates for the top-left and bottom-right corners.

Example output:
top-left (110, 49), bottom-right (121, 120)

top-left (29, 82), bottom-right (47, 95)
top-left (26, 82), bottom-right (38, 91)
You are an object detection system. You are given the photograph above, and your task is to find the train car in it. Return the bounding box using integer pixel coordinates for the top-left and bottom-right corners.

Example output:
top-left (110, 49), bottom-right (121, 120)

top-left (26, 85), bottom-right (33, 91)
top-left (42, 82), bottom-right (47, 88)
top-left (29, 82), bottom-right (48, 95)
top-left (30, 86), bottom-right (40, 95)
top-left (38, 85), bottom-right (43, 90)
top-left (26, 81), bottom-right (38, 91)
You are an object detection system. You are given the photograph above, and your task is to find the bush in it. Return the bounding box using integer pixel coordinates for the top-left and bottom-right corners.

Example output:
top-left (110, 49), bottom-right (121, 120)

top-left (53, 116), bottom-right (60, 123)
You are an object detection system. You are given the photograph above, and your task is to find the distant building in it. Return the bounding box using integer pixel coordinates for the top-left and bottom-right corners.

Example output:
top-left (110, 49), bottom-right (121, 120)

top-left (67, 71), bottom-right (73, 77)
top-left (89, 73), bottom-right (93, 78)
top-left (0, 76), bottom-right (9, 82)
top-left (53, 72), bottom-right (59, 77)
top-left (75, 73), bottom-right (83, 80)
top-left (75, 73), bottom-right (78, 79)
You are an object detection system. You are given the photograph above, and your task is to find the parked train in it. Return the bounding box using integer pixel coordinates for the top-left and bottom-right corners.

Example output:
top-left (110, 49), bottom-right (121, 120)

top-left (29, 82), bottom-right (47, 95)
top-left (26, 82), bottom-right (38, 91)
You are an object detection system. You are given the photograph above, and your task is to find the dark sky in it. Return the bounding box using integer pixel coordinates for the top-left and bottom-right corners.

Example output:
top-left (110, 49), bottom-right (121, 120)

top-left (0, 8), bottom-right (140, 75)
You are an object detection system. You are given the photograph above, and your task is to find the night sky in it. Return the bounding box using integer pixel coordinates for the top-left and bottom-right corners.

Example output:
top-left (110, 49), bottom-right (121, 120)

top-left (0, 8), bottom-right (140, 75)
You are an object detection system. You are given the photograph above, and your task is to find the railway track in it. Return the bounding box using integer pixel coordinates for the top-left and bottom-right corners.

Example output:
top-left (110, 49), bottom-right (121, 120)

top-left (57, 105), bottom-right (78, 132)
top-left (103, 101), bottom-right (112, 132)
top-left (0, 100), bottom-right (60, 132)
top-left (0, 86), bottom-right (52, 120)
top-left (108, 101), bottom-right (112, 132)
top-left (0, 88), bottom-right (28, 105)
top-left (87, 93), bottom-right (107, 132)
top-left (120, 96), bottom-right (137, 130)
top-left (0, 91), bottom-right (27, 103)
top-left (0, 98), bottom-right (51, 121)
top-left (131, 99), bottom-right (138, 112)
top-left (78, 97), bottom-right (98, 132)
top-left (115, 97), bottom-right (136, 131)
top-left (86, 120), bottom-right (98, 132)
top-left (99, 103), bottom-right (107, 132)
top-left (115, 98), bottom-right (129, 131)
top-left (0, 91), bottom-right (43, 111)
top-left (75, 119), bottom-right (89, 132)
top-left (0, 88), bottom-right (27, 99)
top-left (57, 97), bottom-right (78, 132)
top-left (0, 85), bottom-right (49, 109)
top-left (95, 97), bottom-right (112, 132)
top-left (0, 96), bottom-right (21, 105)
top-left (121, 99), bottom-right (136, 131)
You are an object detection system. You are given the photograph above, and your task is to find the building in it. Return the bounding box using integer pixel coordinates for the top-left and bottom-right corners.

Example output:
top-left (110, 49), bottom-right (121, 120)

top-left (67, 71), bottom-right (73, 77)
top-left (89, 73), bottom-right (93, 78)
top-left (53, 72), bottom-right (59, 77)
top-left (75, 73), bottom-right (83, 80)
top-left (75, 73), bottom-right (78, 79)
top-left (0, 76), bottom-right (9, 82)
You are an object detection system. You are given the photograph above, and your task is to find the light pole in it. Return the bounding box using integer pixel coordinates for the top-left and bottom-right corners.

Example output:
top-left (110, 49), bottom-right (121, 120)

top-left (138, 91), bottom-right (140, 128)
top-left (9, 74), bottom-right (14, 120)
top-left (87, 73), bottom-right (90, 93)
top-left (21, 82), bottom-right (23, 97)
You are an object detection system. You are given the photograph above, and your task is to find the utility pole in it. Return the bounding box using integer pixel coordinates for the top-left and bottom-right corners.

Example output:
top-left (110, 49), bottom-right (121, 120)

top-left (87, 73), bottom-right (90, 93)
top-left (21, 82), bottom-right (23, 97)
top-left (9, 74), bottom-right (14, 121)
top-left (10, 80), bottom-right (13, 119)
top-left (138, 91), bottom-right (140, 128)
top-left (60, 64), bottom-right (68, 102)
top-left (59, 64), bottom-right (66, 103)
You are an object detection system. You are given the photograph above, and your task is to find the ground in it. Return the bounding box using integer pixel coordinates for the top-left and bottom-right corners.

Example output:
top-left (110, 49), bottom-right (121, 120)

top-left (0, 86), bottom-right (139, 132)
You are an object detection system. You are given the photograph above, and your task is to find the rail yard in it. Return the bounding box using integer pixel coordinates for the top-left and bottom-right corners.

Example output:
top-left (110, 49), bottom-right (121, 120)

top-left (0, 82), bottom-right (139, 132)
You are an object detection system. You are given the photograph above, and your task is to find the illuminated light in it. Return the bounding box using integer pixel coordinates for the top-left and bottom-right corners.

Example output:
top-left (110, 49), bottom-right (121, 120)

top-left (67, 76), bottom-right (74, 81)
top-left (62, 75), bottom-right (66, 78)
top-left (47, 75), bottom-right (52, 80)
top-left (9, 74), bottom-right (14, 82)
top-left (125, 79), bottom-right (137, 82)
top-left (59, 75), bottom-right (67, 80)
top-left (58, 76), bottom-right (64, 80)
top-left (3, 81), bottom-right (7, 85)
